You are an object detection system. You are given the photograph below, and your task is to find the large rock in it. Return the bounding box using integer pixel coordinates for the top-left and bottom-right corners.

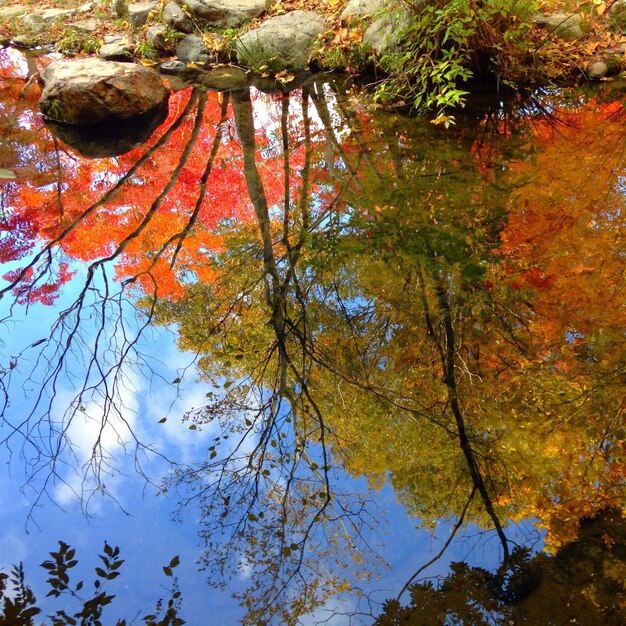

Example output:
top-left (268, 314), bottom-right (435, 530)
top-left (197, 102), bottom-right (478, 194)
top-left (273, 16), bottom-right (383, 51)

top-left (40, 58), bottom-right (168, 125)
top-left (363, 6), bottom-right (411, 54)
top-left (176, 34), bottom-right (212, 63)
top-left (235, 10), bottom-right (324, 70)
top-left (531, 12), bottom-right (583, 41)
top-left (23, 8), bottom-right (77, 31)
top-left (128, 1), bottom-right (158, 27)
top-left (340, 0), bottom-right (384, 21)
top-left (609, 0), bottom-right (626, 31)
top-left (163, 1), bottom-right (193, 33)
top-left (99, 35), bottom-right (134, 60)
top-left (0, 5), bottom-right (28, 19)
top-left (146, 24), bottom-right (174, 51)
top-left (174, 0), bottom-right (265, 27)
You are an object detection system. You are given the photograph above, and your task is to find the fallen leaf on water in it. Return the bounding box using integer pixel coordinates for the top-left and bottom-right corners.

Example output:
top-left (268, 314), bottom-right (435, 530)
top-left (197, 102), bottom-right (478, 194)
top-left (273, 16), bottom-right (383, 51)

top-left (0, 168), bottom-right (16, 180)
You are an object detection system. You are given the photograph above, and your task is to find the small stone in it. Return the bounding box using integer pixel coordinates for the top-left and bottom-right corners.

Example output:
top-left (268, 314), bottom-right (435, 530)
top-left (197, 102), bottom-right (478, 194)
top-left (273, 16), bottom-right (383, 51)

top-left (176, 34), bottom-right (211, 63)
top-left (197, 66), bottom-right (248, 91)
top-left (160, 59), bottom-right (190, 74)
top-left (128, 1), bottom-right (158, 27)
top-left (146, 25), bottom-right (172, 51)
top-left (68, 18), bottom-right (98, 32)
top-left (163, 1), bottom-right (193, 33)
top-left (99, 37), bottom-right (135, 61)
top-left (111, 0), bottom-right (128, 18)
top-left (588, 61), bottom-right (608, 80)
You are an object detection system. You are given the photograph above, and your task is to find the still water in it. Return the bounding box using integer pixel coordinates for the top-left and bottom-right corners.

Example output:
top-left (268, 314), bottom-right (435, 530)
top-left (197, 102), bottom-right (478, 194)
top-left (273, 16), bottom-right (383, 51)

top-left (0, 47), bottom-right (625, 625)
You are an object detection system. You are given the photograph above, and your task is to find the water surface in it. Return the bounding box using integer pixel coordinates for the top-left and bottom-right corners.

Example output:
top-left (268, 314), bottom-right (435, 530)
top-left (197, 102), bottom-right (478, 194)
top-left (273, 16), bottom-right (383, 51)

top-left (1, 48), bottom-right (625, 625)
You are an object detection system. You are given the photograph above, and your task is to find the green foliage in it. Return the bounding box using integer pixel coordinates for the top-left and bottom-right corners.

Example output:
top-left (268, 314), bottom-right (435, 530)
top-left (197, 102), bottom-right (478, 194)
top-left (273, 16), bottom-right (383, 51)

top-left (44, 98), bottom-right (67, 123)
top-left (233, 35), bottom-right (287, 74)
top-left (56, 29), bottom-right (100, 55)
top-left (0, 542), bottom-right (185, 626)
top-left (315, 39), bottom-right (371, 72)
top-left (374, 0), bottom-right (536, 115)
top-left (609, 4), bottom-right (626, 32)
top-left (136, 39), bottom-right (160, 61)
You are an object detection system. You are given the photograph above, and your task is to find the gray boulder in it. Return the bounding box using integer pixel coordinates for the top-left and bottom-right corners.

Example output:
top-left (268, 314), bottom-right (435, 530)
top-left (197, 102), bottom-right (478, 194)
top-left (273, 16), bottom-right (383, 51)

top-left (197, 66), bottom-right (248, 91)
top-left (609, 0), bottom-right (626, 31)
top-left (40, 58), bottom-right (168, 125)
top-left (363, 6), bottom-right (411, 54)
top-left (99, 35), bottom-right (135, 60)
top-left (531, 12), bottom-right (583, 40)
top-left (146, 24), bottom-right (173, 51)
top-left (23, 8), bottom-right (77, 31)
top-left (68, 18), bottom-right (98, 32)
top-left (160, 59), bottom-right (190, 74)
top-left (340, 0), bottom-right (383, 21)
top-left (588, 61), bottom-right (608, 79)
top-left (128, 1), bottom-right (158, 27)
top-left (235, 10), bottom-right (324, 70)
top-left (176, 34), bottom-right (211, 63)
top-left (163, 1), bottom-right (193, 33)
top-left (0, 6), bottom-right (28, 19)
top-left (111, 0), bottom-right (128, 18)
top-left (174, 0), bottom-right (265, 28)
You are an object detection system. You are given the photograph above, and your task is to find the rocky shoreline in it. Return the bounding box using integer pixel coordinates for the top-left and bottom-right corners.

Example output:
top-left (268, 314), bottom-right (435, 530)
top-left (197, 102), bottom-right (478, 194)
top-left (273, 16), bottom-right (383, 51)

top-left (2, 0), bottom-right (626, 124)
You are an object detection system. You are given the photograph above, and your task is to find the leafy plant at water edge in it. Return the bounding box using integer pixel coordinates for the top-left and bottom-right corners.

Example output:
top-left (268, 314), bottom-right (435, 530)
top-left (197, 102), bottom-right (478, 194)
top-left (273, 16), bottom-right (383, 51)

top-left (374, 0), bottom-right (536, 115)
top-left (56, 29), bottom-right (100, 55)
top-left (234, 34), bottom-right (288, 74)
top-left (0, 542), bottom-right (185, 626)
top-left (44, 98), bottom-right (66, 123)
top-left (137, 38), bottom-right (160, 61)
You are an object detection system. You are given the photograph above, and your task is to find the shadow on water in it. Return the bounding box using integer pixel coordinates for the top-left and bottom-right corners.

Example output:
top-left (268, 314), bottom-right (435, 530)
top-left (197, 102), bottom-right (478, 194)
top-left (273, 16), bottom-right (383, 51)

top-left (0, 46), bottom-right (625, 624)
top-left (44, 102), bottom-right (170, 158)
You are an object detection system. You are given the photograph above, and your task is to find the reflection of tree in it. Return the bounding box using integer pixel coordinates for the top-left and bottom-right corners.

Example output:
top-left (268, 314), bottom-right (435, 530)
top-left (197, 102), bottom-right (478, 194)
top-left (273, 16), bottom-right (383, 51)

top-left (159, 83), bottom-right (381, 625)
top-left (2, 46), bottom-right (626, 625)
top-left (154, 79), bottom-right (521, 621)
top-left (0, 71), bottom-right (257, 508)
top-left (304, 95), bottom-right (626, 551)
top-left (376, 507), bottom-right (626, 625)
top-left (157, 89), bottom-right (626, 621)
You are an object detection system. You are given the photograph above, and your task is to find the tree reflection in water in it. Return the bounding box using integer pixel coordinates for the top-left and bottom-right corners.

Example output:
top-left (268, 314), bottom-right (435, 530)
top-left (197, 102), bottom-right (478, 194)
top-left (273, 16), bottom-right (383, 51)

top-left (0, 47), bottom-right (624, 624)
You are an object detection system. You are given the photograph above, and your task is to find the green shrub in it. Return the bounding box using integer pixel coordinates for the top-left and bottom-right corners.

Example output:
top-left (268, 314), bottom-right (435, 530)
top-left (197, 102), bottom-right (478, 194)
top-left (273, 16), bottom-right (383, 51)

top-left (374, 0), bottom-right (536, 116)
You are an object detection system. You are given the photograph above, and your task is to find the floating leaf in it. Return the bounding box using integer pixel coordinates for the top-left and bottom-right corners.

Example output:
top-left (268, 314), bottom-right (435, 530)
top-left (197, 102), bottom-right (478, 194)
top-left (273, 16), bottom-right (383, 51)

top-left (0, 168), bottom-right (16, 180)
